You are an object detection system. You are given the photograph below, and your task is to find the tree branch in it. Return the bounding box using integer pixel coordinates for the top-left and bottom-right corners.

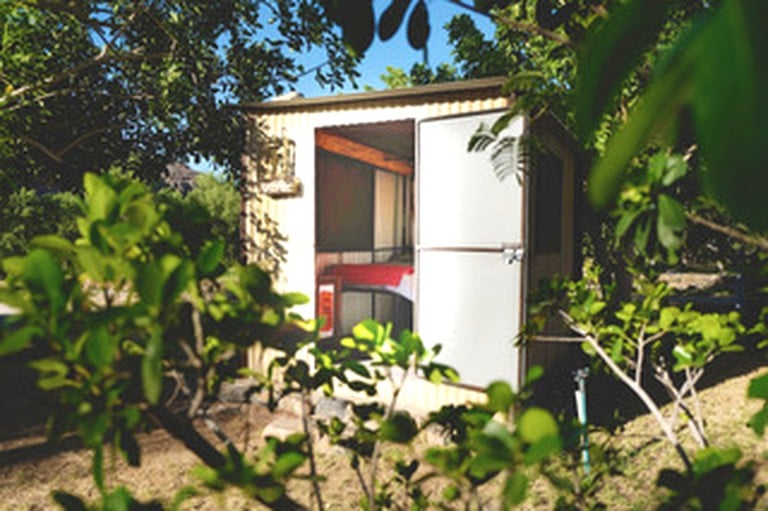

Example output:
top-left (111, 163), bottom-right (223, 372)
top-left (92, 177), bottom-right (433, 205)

top-left (686, 212), bottom-right (768, 253)
top-left (561, 311), bottom-right (693, 472)
top-left (1, 50), bottom-right (168, 111)
top-left (19, 124), bottom-right (124, 163)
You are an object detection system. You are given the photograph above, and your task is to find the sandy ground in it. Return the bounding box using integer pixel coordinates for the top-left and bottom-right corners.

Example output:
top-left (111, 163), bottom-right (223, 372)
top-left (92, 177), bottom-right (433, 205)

top-left (2, 359), bottom-right (768, 510)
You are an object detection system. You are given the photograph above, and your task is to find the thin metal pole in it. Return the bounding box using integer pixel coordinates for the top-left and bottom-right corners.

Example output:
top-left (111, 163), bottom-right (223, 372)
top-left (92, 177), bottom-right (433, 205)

top-left (574, 367), bottom-right (590, 474)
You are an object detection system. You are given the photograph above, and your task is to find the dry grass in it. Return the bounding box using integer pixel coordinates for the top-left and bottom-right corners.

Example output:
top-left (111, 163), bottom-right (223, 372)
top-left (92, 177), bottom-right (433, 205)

top-left (2, 361), bottom-right (768, 510)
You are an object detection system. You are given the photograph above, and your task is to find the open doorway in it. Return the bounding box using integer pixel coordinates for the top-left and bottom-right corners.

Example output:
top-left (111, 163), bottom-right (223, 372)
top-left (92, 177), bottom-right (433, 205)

top-left (314, 120), bottom-right (415, 340)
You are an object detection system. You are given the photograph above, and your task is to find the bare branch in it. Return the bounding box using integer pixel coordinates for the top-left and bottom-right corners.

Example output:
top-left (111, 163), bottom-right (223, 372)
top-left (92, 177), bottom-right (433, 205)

top-left (686, 212), bottom-right (768, 253)
top-left (560, 310), bottom-right (693, 471)
top-left (1, 50), bottom-right (168, 111)
top-left (635, 323), bottom-right (646, 386)
top-left (19, 124), bottom-right (124, 163)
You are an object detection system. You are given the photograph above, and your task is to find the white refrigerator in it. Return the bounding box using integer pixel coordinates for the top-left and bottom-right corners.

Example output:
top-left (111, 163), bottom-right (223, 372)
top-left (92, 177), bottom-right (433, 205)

top-left (416, 111), bottom-right (527, 389)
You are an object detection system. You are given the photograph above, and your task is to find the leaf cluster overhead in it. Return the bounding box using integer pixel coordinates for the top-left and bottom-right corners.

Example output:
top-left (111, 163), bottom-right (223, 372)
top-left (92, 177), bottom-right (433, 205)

top-left (0, 1), bottom-right (358, 189)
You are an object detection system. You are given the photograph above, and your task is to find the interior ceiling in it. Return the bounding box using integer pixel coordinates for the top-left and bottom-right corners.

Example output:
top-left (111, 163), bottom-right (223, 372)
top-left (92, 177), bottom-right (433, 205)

top-left (321, 120), bottom-right (414, 162)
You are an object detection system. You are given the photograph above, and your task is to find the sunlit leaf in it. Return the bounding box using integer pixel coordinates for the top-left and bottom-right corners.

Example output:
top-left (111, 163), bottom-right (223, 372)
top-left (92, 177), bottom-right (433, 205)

top-left (142, 332), bottom-right (163, 404)
top-left (486, 380), bottom-right (515, 413)
top-left (517, 407), bottom-right (558, 444)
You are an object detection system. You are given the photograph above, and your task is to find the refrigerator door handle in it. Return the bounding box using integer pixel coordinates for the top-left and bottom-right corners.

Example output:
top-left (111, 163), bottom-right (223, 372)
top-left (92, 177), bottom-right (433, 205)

top-left (502, 246), bottom-right (525, 265)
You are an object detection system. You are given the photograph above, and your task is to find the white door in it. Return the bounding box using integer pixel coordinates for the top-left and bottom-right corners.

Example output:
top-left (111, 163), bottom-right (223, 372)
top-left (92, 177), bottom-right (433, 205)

top-left (416, 112), bottom-right (527, 389)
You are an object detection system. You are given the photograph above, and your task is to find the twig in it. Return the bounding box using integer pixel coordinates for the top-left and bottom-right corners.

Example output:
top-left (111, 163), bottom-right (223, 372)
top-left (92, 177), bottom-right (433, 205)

top-left (686, 213), bottom-right (768, 253)
top-left (301, 388), bottom-right (325, 511)
top-left (188, 307), bottom-right (207, 418)
top-left (635, 323), bottom-right (646, 386)
top-left (2, 50), bottom-right (168, 110)
top-left (653, 367), bottom-right (708, 448)
top-left (561, 311), bottom-right (693, 472)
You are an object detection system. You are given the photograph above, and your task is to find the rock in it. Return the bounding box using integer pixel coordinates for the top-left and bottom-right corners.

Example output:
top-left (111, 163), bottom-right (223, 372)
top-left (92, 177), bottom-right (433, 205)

top-left (314, 397), bottom-right (351, 422)
top-left (261, 414), bottom-right (304, 441)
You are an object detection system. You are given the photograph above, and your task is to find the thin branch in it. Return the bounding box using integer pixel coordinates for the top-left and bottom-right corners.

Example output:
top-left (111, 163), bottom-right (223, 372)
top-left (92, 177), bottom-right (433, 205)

top-left (19, 135), bottom-right (65, 163)
top-left (301, 388), bottom-right (325, 511)
top-left (635, 323), bottom-right (646, 386)
top-left (1, 50), bottom-right (168, 111)
top-left (188, 307), bottom-right (207, 418)
top-left (686, 212), bottom-right (768, 253)
top-left (653, 366), bottom-right (708, 448)
top-left (19, 124), bottom-right (124, 163)
top-left (561, 311), bottom-right (693, 472)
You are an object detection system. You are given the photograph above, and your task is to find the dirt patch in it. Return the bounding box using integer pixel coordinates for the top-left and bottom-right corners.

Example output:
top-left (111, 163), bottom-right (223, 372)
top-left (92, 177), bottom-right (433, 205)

top-left (2, 364), bottom-right (768, 510)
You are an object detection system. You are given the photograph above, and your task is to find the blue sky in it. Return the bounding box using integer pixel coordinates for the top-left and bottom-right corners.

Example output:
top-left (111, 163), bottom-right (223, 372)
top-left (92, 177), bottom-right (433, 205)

top-left (293, 1), bottom-right (496, 97)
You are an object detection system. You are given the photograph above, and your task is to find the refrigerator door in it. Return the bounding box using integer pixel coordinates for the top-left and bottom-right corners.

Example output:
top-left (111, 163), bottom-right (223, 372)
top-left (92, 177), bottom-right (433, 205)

top-left (416, 112), bottom-right (527, 389)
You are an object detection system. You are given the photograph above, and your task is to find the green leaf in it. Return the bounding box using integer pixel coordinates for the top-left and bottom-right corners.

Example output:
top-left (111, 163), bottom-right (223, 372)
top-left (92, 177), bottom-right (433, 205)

top-left (379, 412), bottom-right (418, 444)
top-left (272, 451), bottom-right (307, 479)
top-left (23, 249), bottom-right (65, 312)
top-left (378, 0), bottom-right (410, 41)
top-left (659, 307), bottom-right (679, 330)
top-left (517, 407), bottom-right (558, 444)
top-left (610, 338), bottom-right (624, 363)
top-left (407, 0), bottom-right (430, 50)
top-left (52, 491), bottom-right (88, 511)
top-left (692, 446), bottom-right (742, 477)
top-left (524, 434), bottom-right (561, 465)
top-left (103, 486), bottom-right (132, 511)
top-left (690, 0), bottom-right (768, 230)
top-left (92, 443), bottom-right (105, 492)
top-left (136, 262), bottom-right (164, 309)
top-left (29, 357), bottom-right (68, 377)
top-left (503, 472), bottom-right (529, 506)
top-left (142, 332), bottom-right (163, 404)
top-left (672, 344), bottom-right (693, 368)
top-left (748, 373), bottom-right (768, 400)
top-left (524, 365), bottom-right (544, 386)
top-left (196, 239), bottom-right (225, 276)
top-left (30, 235), bottom-right (75, 258)
top-left (587, 41), bottom-right (695, 209)
top-left (0, 325), bottom-right (41, 356)
top-left (748, 407), bottom-right (768, 436)
top-left (574, 0), bottom-right (670, 138)
top-left (657, 194), bottom-right (686, 251)
top-left (84, 173), bottom-right (118, 221)
top-left (614, 207), bottom-right (643, 239)
top-left (85, 325), bottom-right (119, 367)
top-left (485, 381), bottom-right (515, 413)
top-left (660, 154), bottom-right (688, 186)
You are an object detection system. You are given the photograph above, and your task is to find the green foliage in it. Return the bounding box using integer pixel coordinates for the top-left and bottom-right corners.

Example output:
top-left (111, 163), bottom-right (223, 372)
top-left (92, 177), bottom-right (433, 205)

top-left (578, 0), bottom-right (768, 231)
top-left (0, 187), bottom-right (80, 262)
top-left (613, 151), bottom-right (689, 265)
top-left (193, 434), bottom-right (309, 504)
top-left (158, 173), bottom-right (241, 266)
top-left (533, 260), bottom-right (749, 471)
top-left (422, 381), bottom-right (562, 509)
top-left (657, 447), bottom-right (764, 510)
top-left (0, 172), bottom-right (306, 508)
top-left (0, 1), bottom-right (358, 189)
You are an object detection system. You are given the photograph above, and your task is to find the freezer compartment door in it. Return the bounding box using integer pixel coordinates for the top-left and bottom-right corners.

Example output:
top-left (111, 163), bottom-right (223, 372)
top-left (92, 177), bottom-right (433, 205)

top-left (416, 249), bottom-right (523, 389)
top-left (417, 112), bottom-right (525, 249)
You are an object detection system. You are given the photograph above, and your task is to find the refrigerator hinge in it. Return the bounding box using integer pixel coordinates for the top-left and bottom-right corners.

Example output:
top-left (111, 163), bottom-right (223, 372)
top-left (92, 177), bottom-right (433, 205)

top-left (502, 246), bottom-right (525, 265)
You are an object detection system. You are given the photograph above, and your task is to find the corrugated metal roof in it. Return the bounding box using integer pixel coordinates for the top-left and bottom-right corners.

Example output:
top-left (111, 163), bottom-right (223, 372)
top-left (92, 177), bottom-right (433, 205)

top-left (236, 76), bottom-right (509, 112)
